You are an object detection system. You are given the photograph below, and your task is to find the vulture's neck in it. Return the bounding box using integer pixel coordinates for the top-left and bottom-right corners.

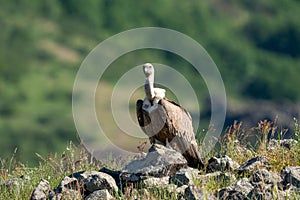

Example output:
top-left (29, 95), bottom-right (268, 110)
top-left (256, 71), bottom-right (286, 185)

top-left (144, 74), bottom-right (155, 101)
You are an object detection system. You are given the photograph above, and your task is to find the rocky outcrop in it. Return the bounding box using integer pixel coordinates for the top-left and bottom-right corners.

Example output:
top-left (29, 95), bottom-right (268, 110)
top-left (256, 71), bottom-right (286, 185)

top-left (120, 144), bottom-right (187, 182)
top-left (29, 143), bottom-right (300, 200)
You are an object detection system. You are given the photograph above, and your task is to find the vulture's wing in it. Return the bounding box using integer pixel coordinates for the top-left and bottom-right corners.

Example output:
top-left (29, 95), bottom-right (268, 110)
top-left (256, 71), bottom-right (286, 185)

top-left (136, 99), bottom-right (144, 128)
top-left (160, 98), bottom-right (204, 168)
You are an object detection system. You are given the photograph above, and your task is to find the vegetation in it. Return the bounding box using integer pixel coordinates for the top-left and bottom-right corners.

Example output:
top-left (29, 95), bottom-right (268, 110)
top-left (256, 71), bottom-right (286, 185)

top-left (1, 1), bottom-right (300, 165)
top-left (0, 120), bottom-right (299, 199)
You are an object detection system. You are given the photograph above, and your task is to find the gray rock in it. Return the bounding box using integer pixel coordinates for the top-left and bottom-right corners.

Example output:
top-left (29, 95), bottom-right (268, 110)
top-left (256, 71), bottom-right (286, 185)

top-left (30, 179), bottom-right (50, 200)
top-left (50, 176), bottom-right (81, 200)
top-left (80, 171), bottom-right (118, 193)
top-left (176, 185), bottom-right (188, 195)
top-left (238, 156), bottom-right (270, 174)
top-left (247, 182), bottom-right (292, 200)
top-left (217, 189), bottom-right (246, 200)
top-left (99, 167), bottom-right (121, 188)
top-left (143, 176), bottom-right (169, 187)
top-left (0, 174), bottom-right (31, 189)
top-left (268, 139), bottom-right (298, 150)
top-left (121, 144), bottom-right (187, 182)
top-left (85, 189), bottom-right (115, 200)
top-left (170, 167), bottom-right (199, 187)
top-left (217, 178), bottom-right (254, 199)
top-left (0, 178), bottom-right (19, 188)
top-left (184, 186), bottom-right (216, 200)
top-left (50, 190), bottom-right (81, 200)
top-left (251, 169), bottom-right (281, 185)
top-left (229, 178), bottom-right (254, 195)
top-left (206, 155), bottom-right (240, 173)
top-left (55, 176), bottom-right (80, 193)
top-left (247, 187), bottom-right (273, 200)
top-left (281, 166), bottom-right (300, 188)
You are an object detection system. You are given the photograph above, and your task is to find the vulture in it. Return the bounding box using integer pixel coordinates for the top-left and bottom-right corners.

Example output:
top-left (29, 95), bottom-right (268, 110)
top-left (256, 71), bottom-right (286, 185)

top-left (136, 63), bottom-right (204, 169)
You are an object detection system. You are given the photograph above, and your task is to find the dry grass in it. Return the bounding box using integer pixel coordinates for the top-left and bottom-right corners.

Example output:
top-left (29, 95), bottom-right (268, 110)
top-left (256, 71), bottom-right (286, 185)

top-left (0, 119), bottom-right (299, 199)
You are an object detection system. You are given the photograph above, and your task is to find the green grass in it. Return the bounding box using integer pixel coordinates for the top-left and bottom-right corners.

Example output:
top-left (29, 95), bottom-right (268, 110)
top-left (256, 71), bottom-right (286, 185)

top-left (1, 120), bottom-right (300, 199)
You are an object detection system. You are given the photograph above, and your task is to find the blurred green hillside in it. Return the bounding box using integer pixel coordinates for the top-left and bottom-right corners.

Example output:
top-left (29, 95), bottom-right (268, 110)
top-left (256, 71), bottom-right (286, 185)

top-left (0, 0), bottom-right (300, 164)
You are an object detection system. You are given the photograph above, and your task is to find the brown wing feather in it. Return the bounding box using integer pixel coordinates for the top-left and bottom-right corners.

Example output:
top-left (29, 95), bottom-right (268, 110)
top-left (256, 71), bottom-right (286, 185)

top-left (136, 98), bottom-right (204, 169)
top-left (159, 98), bottom-right (204, 169)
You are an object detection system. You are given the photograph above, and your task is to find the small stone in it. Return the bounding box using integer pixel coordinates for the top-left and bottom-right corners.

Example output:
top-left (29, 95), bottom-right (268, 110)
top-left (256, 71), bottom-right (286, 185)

top-left (247, 186), bottom-right (273, 200)
top-left (184, 186), bottom-right (216, 200)
top-left (99, 167), bottom-right (121, 188)
top-left (217, 189), bottom-right (245, 200)
top-left (176, 185), bottom-right (188, 195)
top-left (251, 169), bottom-right (281, 185)
top-left (268, 139), bottom-right (298, 150)
top-left (206, 155), bottom-right (240, 173)
top-left (143, 176), bottom-right (169, 187)
top-left (85, 189), bottom-right (115, 200)
top-left (170, 167), bottom-right (199, 187)
top-left (0, 178), bottom-right (19, 189)
top-left (238, 156), bottom-right (270, 174)
top-left (80, 171), bottom-right (118, 193)
top-left (217, 177), bottom-right (254, 199)
top-left (229, 178), bottom-right (253, 195)
top-left (281, 166), bottom-right (300, 188)
top-left (30, 179), bottom-right (50, 200)
top-left (55, 176), bottom-right (80, 194)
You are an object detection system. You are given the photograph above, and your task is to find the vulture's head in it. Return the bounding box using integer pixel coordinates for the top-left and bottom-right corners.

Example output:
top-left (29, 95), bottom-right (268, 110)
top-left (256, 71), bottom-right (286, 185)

top-left (143, 63), bottom-right (154, 77)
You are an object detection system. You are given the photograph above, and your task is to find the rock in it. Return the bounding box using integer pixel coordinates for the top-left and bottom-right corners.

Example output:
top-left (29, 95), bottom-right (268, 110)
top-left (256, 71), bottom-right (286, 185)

top-left (247, 181), bottom-right (290, 200)
top-left (251, 169), bottom-right (281, 185)
top-left (55, 176), bottom-right (80, 194)
top-left (206, 155), bottom-right (240, 173)
top-left (176, 185), bottom-right (188, 195)
top-left (121, 144), bottom-right (187, 182)
top-left (280, 139), bottom-right (298, 149)
top-left (0, 174), bottom-right (31, 189)
top-left (85, 189), bottom-right (115, 200)
top-left (0, 178), bottom-right (19, 189)
top-left (184, 186), bottom-right (216, 200)
top-left (217, 189), bottom-right (246, 200)
top-left (229, 178), bottom-right (254, 195)
top-left (50, 176), bottom-right (81, 200)
top-left (170, 167), bottom-right (199, 187)
top-left (217, 178), bottom-right (254, 199)
top-left (247, 186), bottom-right (273, 200)
top-left (30, 179), bottom-right (50, 200)
top-left (268, 139), bottom-right (298, 150)
top-left (68, 171), bottom-right (85, 180)
top-left (143, 176), bottom-right (169, 187)
top-left (50, 190), bottom-right (81, 200)
top-left (281, 166), bottom-right (300, 188)
top-left (99, 167), bottom-right (121, 188)
top-left (238, 156), bottom-right (270, 174)
top-left (79, 171), bottom-right (118, 193)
